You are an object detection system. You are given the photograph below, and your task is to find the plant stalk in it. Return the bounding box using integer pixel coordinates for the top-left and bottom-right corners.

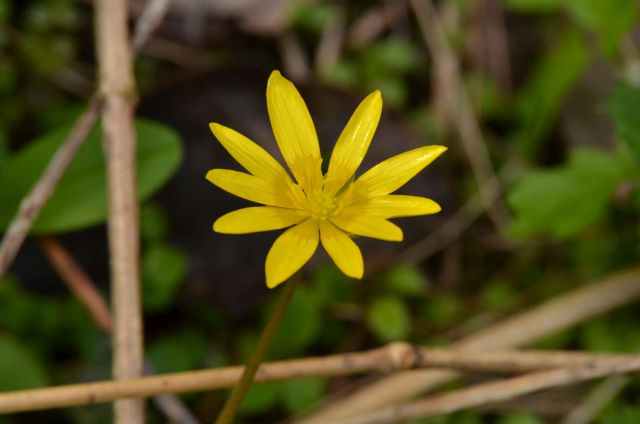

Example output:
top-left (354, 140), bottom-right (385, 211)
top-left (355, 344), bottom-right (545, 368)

top-left (215, 277), bottom-right (301, 424)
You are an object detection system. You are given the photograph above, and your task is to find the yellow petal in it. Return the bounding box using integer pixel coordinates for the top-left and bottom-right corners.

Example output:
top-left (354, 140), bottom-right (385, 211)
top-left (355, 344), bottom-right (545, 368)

top-left (214, 206), bottom-right (307, 234)
top-left (340, 195), bottom-right (441, 218)
top-left (330, 215), bottom-right (403, 242)
top-left (206, 169), bottom-right (301, 208)
top-left (319, 221), bottom-right (363, 279)
top-left (324, 90), bottom-right (382, 195)
top-left (209, 123), bottom-right (290, 182)
top-left (266, 219), bottom-right (319, 288)
top-left (266, 70), bottom-right (323, 192)
top-left (352, 146), bottom-right (447, 198)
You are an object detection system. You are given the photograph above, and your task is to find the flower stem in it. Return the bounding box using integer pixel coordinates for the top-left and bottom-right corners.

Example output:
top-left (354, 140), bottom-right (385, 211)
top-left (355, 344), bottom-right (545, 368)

top-left (214, 277), bottom-right (301, 424)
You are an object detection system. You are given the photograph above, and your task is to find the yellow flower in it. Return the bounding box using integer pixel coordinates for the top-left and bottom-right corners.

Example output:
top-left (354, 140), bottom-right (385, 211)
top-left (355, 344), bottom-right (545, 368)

top-left (206, 71), bottom-right (446, 288)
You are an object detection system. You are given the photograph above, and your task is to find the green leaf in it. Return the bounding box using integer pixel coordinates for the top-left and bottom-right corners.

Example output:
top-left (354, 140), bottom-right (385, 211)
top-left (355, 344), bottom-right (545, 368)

top-left (142, 244), bottom-right (187, 312)
top-left (366, 296), bottom-right (410, 342)
top-left (567, 0), bottom-right (638, 54)
top-left (0, 119), bottom-right (182, 233)
top-left (512, 30), bottom-right (588, 156)
top-left (0, 334), bottom-right (48, 391)
top-left (239, 381), bottom-right (286, 415)
top-left (497, 412), bottom-right (543, 424)
top-left (383, 264), bottom-right (428, 297)
top-left (140, 202), bottom-right (169, 243)
top-left (508, 149), bottom-right (627, 239)
top-left (269, 287), bottom-right (322, 357)
top-left (283, 378), bottom-right (325, 414)
top-left (504, 0), bottom-right (564, 13)
top-left (147, 330), bottom-right (208, 373)
top-left (608, 82), bottom-right (640, 165)
top-left (419, 294), bottom-right (462, 326)
top-left (602, 407), bottom-right (640, 424)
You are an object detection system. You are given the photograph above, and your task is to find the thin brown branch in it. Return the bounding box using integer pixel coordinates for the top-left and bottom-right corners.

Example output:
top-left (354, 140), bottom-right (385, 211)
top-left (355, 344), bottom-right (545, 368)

top-left (0, 345), bottom-right (636, 415)
top-left (132, 0), bottom-right (172, 55)
top-left (0, 97), bottom-right (102, 279)
top-left (297, 266), bottom-right (640, 423)
top-left (39, 237), bottom-right (112, 333)
top-left (95, 0), bottom-right (143, 420)
top-left (279, 31), bottom-right (310, 83)
top-left (39, 237), bottom-right (199, 423)
top-left (0, 0), bottom-right (173, 282)
top-left (347, 1), bottom-right (407, 49)
top-left (336, 359), bottom-right (640, 424)
top-left (409, 0), bottom-right (509, 230)
top-left (560, 376), bottom-right (628, 424)
top-left (314, 4), bottom-right (346, 72)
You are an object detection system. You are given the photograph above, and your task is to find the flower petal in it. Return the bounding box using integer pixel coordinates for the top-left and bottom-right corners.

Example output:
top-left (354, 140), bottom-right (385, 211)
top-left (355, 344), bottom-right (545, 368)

top-left (330, 215), bottom-right (403, 242)
top-left (324, 90), bottom-right (382, 195)
top-left (351, 146), bottom-right (447, 198)
top-left (340, 195), bottom-right (441, 218)
top-left (209, 123), bottom-right (290, 182)
top-left (206, 169), bottom-right (302, 208)
top-left (266, 219), bottom-right (319, 288)
top-left (319, 221), bottom-right (363, 279)
top-left (214, 206), bottom-right (307, 234)
top-left (266, 70), bottom-right (323, 192)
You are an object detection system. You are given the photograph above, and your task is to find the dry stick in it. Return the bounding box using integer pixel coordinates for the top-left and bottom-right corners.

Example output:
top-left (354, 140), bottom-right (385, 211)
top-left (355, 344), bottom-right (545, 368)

top-left (347, 0), bottom-right (407, 49)
top-left (0, 345), bottom-right (636, 415)
top-left (0, 0), bottom-right (173, 282)
top-left (278, 31), bottom-right (310, 83)
top-left (336, 358), bottom-right (640, 424)
top-left (215, 278), bottom-right (301, 424)
top-left (314, 4), bottom-right (346, 72)
top-left (39, 237), bottom-right (112, 333)
top-left (402, 161), bottom-right (519, 266)
top-left (560, 376), bottom-right (629, 424)
top-left (95, 0), bottom-right (143, 421)
top-left (297, 266), bottom-right (640, 423)
top-left (408, 0), bottom-right (509, 230)
top-left (0, 97), bottom-right (102, 280)
top-left (39, 237), bottom-right (199, 424)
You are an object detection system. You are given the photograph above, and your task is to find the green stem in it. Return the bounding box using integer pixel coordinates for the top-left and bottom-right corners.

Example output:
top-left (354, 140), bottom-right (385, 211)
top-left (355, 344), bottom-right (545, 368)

top-left (215, 277), bottom-right (300, 424)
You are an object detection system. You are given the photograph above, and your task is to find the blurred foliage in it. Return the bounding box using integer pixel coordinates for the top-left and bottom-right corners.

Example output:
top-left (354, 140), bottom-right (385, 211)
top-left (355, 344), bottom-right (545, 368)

top-left (1, 0), bottom-right (640, 423)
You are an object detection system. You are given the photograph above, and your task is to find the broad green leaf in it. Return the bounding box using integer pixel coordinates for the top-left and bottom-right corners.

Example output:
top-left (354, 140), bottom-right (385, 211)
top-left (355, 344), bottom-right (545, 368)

top-left (142, 244), bottom-right (187, 312)
top-left (0, 334), bottom-right (48, 391)
top-left (508, 149), bottom-right (628, 239)
top-left (283, 378), bottom-right (325, 414)
top-left (270, 287), bottom-right (321, 357)
top-left (419, 294), bottom-right (462, 326)
top-left (0, 119), bottom-right (182, 233)
top-left (602, 407), bottom-right (640, 424)
top-left (497, 412), bottom-right (543, 424)
top-left (239, 381), bottom-right (286, 415)
top-left (366, 295), bottom-right (410, 342)
top-left (383, 264), bottom-right (428, 297)
top-left (147, 330), bottom-right (208, 373)
top-left (512, 30), bottom-right (588, 156)
top-left (608, 82), bottom-right (640, 165)
top-left (504, 0), bottom-right (564, 13)
top-left (567, 0), bottom-right (638, 54)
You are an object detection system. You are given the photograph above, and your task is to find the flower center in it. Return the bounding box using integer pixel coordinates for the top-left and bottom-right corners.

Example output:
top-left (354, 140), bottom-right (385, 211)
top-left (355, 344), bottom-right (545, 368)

top-left (305, 190), bottom-right (336, 220)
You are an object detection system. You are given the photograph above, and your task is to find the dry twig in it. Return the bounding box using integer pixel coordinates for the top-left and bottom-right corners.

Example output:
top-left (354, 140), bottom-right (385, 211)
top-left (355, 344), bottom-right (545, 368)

top-left (0, 98), bottom-right (102, 279)
top-left (0, 344), bottom-right (636, 415)
top-left (95, 0), bottom-right (143, 420)
top-left (336, 359), bottom-right (640, 424)
top-left (409, 0), bottom-right (509, 229)
top-left (39, 237), bottom-right (199, 424)
top-left (40, 237), bottom-right (112, 333)
top-left (560, 376), bottom-right (629, 424)
top-left (298, 266), bottom-right (640, 423)
top-left (0, 0), bottom-right (173, 282)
